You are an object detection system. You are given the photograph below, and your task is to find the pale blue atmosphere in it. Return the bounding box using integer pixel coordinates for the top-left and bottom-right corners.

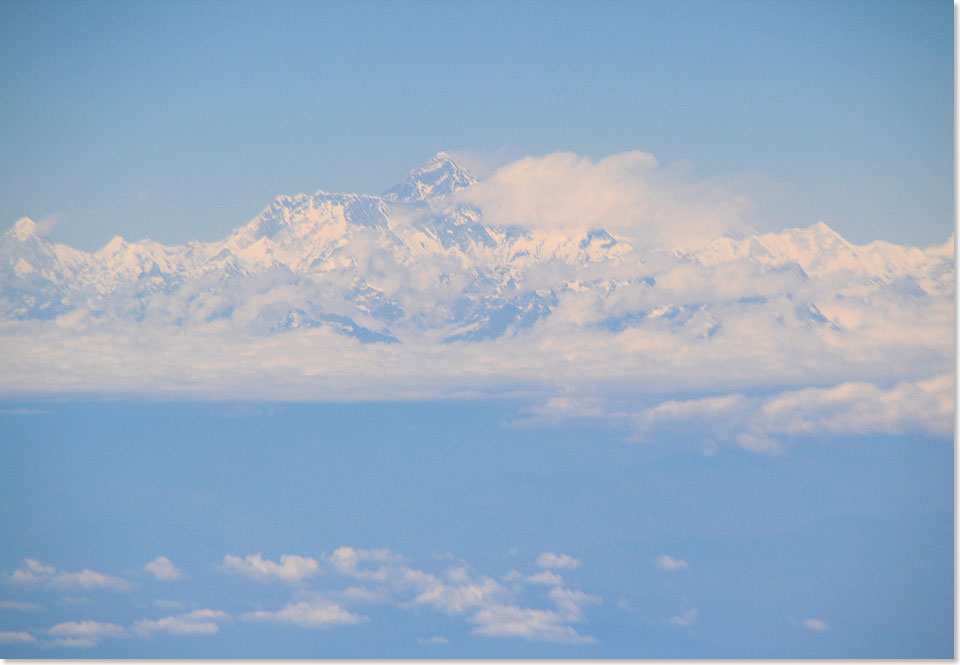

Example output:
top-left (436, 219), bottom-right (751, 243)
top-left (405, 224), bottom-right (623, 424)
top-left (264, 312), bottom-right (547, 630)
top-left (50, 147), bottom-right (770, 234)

top-left (0, 0), bottom-right (952, 249)
top-left (0, 0), bottom-right (954, 659)
top-left (0, 402), bottom-right (952, 657)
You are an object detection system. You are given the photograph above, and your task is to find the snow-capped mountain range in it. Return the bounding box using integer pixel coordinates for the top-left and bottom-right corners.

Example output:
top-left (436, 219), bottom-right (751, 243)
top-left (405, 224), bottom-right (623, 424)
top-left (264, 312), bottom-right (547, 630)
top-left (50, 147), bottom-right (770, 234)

top-left (1, 152), bottom-right (952, 348)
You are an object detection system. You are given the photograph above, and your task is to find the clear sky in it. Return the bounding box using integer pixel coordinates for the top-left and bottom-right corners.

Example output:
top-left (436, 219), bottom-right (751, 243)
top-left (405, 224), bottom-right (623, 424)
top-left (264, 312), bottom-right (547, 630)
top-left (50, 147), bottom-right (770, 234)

top-left (0, 0), bottom-right (953, 250)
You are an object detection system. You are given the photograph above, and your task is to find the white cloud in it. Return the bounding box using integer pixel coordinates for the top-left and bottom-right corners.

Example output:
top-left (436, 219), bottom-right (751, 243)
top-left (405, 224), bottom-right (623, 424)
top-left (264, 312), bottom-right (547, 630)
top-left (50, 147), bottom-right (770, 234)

top-left (754, 373), bottom-right (954, 439)
top-left (410, 573), bottom-right (504, 614)
top-left (803, 617), bottom-right (830, 632)
top-left (470, 604), bottom-right (596, 644)
top-left (222, 553), bottom-right (320, 582)
top-left (7, 558), bottom-right (133, 592)
top-left (133, 609), bottom-right (228, 636)
top-left (144, 556), bottom-right (184, 581)
top-left (47, 619), bottom-right (126, 647)
top-left (242, 598), bottom-right (366, 628)
top-left (455, 151), bottom-right (747, 249)
top-left (536, 552), bottom-right (581, 570)
top-left (0, 630), bottom-right (37, 644)
top-left (655, 554), bottom-right (689, 571)
top-left (668, 607), bottom-right (699, 627)
top-left (11, 545), bottom-right (604, 647)
top-left (47, 619), bottom-right (126, 637)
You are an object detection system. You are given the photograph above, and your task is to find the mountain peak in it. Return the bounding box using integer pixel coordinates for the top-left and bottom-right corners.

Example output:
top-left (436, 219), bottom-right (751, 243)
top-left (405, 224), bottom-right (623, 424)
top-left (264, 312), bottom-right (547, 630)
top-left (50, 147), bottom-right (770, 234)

top-left (7, 217), bottom-right (39, 242)
top-left (383, 152), bottom-right (478, 203)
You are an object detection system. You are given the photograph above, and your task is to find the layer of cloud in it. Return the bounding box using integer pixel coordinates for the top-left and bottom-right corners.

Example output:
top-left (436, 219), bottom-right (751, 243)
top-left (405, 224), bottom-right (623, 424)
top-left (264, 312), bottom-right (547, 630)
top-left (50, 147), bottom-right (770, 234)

top-left (144, 556), bottom-right (184, 581)
top-left (633, 373), bottom-right (954, 454)
top-left (221, 553), bottom-right (319, 583)
top-left (7, 558), bottom-right (133, 592)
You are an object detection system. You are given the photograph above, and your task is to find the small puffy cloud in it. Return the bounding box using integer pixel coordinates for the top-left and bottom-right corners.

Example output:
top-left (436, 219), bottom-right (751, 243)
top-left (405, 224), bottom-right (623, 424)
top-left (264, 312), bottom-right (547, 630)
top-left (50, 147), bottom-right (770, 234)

top-left (327, 546), bottom-right (401, 580)
top-left (222, 553), bottom-right (319, 583)
top-left (47, 619), bottom-right (125, 647)
top-left (417, 635), bottom-right (450, 645)
top-left (655, 554), bottom-right (689, 571)
top-left (411, 575), bottom-right (504, 615)
top-left (0, 630), bottom-right (37, 644)
top-left (0, 600), bottom-right (43, 611)
top-left (144, 556), bottom-right (184, 581)
top-left (242, 598), bottom-right (366, 628)
top-left (536, 552), bottom-right (581, 570)
top-left (133, 609), bottom-right (228, 636)
top-left (7, 559), bottom-right (133, 592)
top-left (470, 604), bottom-right (596, 644)
top-left (47, 619), bottom-right (126, 637)
top-left (153, 599), bottom-right (185, 610)
top-left (668, 607), bottom-right (699, 627)
top-left (803, 618), bottom-right (830, 632)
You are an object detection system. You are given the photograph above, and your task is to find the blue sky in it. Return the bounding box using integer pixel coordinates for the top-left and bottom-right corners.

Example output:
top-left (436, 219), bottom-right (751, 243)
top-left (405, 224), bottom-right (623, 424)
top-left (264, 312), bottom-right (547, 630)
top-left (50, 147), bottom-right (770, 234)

top-left (0, 401), bottom-right (952, 657)
top-left (0, 0), bottom-right (952, 249)
top-left (0, 0), bottom-right (954, 658)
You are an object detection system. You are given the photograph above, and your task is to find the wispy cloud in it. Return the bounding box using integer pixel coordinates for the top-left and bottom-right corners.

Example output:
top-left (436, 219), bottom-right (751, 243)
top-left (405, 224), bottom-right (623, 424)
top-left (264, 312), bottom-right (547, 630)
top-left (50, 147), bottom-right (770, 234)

top-left (0, 630), bottom-right (37, 644)
top-left (654, 554), bottom-right (689, 571)
top-left (133, 609), bottom-right (229, 636)
top-left (46, 619), bottom-right (126, 647)
top-left (668, 607), bottom-right (698, 627)
top-left (7, 558), bottom-right (133, 592)
top-left (242, 598), bottom-right (366, 628)
top-left (803, 617), bottom-right (830, 632)
top-left (417, 635), bottom-right (450, 645)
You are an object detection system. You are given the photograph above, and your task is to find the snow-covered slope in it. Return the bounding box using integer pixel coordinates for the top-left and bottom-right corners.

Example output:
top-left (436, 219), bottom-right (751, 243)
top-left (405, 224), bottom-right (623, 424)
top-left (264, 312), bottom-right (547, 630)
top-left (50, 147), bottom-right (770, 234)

top-left (0, 153), bottom-right (953, 352)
